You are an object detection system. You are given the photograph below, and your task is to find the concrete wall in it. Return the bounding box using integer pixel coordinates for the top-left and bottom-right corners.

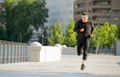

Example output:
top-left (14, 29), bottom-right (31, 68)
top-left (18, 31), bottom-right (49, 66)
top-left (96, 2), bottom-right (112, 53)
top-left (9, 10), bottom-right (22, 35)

top-left (115, 40), bottom-right (120, 56)
top-left (28, 46), bottom-right (40, 62)
top-left (62, 47), bottom-right (77, 55)
top-left (29, 46), bottom-right (62, 62)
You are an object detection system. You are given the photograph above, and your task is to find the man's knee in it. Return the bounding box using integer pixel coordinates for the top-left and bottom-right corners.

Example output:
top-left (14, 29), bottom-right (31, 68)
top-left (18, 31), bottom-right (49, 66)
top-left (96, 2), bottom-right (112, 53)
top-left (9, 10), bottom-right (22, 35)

top-left (77, 50), bottom-right (82, 56)
top-left (83, 51), bottom-right (87, 60)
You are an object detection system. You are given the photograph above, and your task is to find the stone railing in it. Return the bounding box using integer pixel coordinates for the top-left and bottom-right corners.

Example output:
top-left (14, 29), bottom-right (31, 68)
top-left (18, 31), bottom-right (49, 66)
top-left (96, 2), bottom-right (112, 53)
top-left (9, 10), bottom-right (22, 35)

top-left (0, 40), bottom-right (28, 64)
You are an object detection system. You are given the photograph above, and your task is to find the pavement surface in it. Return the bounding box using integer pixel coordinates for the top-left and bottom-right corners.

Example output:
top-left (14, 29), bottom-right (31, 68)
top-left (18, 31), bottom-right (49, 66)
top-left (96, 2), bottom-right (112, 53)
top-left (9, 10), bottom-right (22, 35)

top-left (0, 54), bottom-right (120, 77)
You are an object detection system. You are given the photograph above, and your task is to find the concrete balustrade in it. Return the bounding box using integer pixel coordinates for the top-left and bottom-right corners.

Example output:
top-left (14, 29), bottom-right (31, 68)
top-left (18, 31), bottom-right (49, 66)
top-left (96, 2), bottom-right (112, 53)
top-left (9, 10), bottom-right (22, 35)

top-left (1, 40), bottom-right (119, 64)
top-left (62, 47), bottom-right (77, 55)
top-left (0, 40), bottom-right (28, 64)
top-left (29, 42), bottom-right (62, 62)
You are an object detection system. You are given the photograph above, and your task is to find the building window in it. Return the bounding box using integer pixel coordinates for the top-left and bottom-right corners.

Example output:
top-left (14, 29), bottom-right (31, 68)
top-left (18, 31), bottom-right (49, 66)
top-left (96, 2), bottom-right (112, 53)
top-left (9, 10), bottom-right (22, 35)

top-left (76, 11), bottom-right (83, 15)
top-left (93, 8), bottom-right (111, 13)
top-left (88, 10), bottom-right (91, 13)
top-left (113, 17), bottom-right (119, 21)
top-left (112, 2), bottom-right (119, 6)
top-left (89, 2), bottom-right (92, 6)
top-left (113, 10), bottom-right (120, 13)
top-left (74, 12), bottom-right (76, 15)
top-left (89, 17), bottom-right (91, 20)
top-left (74, 4), bottom-right (77, 8)
top-left (77, 11), bottom-right (80, 15)
top-left (93, 16), bottom-right (110, 21)
top-left (93, 1), bottom-right (111, 5)
top-left (76, 3), bottom-right (84, 8)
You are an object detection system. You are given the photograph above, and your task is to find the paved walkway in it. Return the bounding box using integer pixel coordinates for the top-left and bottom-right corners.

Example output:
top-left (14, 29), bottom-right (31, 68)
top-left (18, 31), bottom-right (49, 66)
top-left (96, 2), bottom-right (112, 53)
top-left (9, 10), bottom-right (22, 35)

top-left (0, 54), bottom-right (120, 77)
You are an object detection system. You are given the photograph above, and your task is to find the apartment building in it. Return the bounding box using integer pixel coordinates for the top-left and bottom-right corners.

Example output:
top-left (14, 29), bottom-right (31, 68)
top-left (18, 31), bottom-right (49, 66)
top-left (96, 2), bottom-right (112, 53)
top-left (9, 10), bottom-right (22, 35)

top-left (74, 0), bottom-right (120, 26)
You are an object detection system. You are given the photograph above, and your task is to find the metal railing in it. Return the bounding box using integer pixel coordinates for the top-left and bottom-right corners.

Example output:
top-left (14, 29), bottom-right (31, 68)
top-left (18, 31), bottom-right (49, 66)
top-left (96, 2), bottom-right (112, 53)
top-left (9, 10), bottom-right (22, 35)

top-left (0, 40), bottom-right (28, 64)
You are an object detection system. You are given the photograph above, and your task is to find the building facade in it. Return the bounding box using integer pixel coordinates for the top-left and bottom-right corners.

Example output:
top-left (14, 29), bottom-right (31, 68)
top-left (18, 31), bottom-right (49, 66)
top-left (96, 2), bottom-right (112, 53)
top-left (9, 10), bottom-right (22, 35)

top-left (46, 0), bottom-right (74, 29)
top-left (74, 0), bottom-right (120, 26)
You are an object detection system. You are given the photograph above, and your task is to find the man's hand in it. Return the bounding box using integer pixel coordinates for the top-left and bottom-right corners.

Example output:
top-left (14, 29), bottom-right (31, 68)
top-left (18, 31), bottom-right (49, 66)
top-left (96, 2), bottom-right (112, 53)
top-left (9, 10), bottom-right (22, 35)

top-left (90, 33), bottom-right (94, 37)
top-left (79, 28), bottom-right (84, 32)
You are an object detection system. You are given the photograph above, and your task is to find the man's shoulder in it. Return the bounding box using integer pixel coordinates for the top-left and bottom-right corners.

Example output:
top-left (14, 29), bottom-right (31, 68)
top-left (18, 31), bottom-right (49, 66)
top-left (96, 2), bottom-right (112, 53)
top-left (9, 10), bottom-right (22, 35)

top-left (88, 21), bottom-right (94, 27)
top-left (88, 21), bottom-right (92, 24)
top-left (76, 20), bottom-right (82, 24)
top-left (87, 21), bottom-right (93, 25)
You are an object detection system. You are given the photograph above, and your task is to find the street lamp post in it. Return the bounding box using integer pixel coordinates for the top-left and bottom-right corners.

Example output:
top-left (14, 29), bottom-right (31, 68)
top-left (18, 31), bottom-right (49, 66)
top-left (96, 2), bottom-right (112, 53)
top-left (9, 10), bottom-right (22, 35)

top-left (42, 34), bottom-right (44, 45)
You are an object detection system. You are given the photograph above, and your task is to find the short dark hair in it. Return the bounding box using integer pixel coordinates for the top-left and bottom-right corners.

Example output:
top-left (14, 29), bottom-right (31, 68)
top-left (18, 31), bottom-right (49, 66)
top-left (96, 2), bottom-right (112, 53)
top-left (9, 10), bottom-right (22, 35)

top-left (82, 12), bottom-right (88, 15)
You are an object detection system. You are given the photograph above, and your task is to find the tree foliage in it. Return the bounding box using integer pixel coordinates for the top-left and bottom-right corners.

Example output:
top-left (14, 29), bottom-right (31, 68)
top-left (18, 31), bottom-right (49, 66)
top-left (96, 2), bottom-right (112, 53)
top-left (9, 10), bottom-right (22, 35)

top-left (30, 0), bottom-right (48, 31)
top-left (90, 22), bottom-right (118, 53)
top-left (117, 26), bottom-right (120, 40)
top-left (64, 19), bottom-right (76, 47)
top-left (90, 25), bottom-right (102, 54)
top-left (1, 0), bottom-right (48, 43)
top-left (0, 26), bottom-right (6, 40)
top-left (48, 22), bottom-right (64, 46)
top-left (100, 22), bottom-right (117, 47)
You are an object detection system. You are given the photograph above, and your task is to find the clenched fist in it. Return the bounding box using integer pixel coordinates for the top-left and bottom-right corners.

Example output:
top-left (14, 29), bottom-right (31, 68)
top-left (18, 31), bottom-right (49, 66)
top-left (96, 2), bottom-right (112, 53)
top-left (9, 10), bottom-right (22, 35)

top-left (90, 33), bottom-right (94, 37)
top-left (79, 28), bottom-right (84, 32)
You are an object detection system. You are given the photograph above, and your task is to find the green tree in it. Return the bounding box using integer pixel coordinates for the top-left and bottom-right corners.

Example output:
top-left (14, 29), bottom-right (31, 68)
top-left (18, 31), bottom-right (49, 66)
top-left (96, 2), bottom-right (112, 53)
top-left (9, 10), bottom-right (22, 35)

top-left (0, 26), bottom-right (6, 40)
top-left (117, 26), bottom-right (120, 40)
top-left (4, 0), bottom-right (33, 42)
top-left (100, 22), bottom-right (117, 47)
top-left (48, 22), bottom-right (64, 46)
top-left (90, 25), bottom-right (101, 54)
top-left (90, 22), bottom-right (118, 54)
top-left (64, 19), bottom-right (76, 47)
top-left (108, 24), bottom-right (118, 46)
top-left (30, 0), bottom-right (48, 31)
top-left (3, 0), bottom-right (48, 43)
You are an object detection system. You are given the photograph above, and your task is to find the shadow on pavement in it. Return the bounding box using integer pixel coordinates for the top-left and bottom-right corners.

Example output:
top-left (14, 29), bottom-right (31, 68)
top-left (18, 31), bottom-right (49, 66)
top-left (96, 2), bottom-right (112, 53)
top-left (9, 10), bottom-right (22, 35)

top-left (0, 71), bottom-right (120, 77)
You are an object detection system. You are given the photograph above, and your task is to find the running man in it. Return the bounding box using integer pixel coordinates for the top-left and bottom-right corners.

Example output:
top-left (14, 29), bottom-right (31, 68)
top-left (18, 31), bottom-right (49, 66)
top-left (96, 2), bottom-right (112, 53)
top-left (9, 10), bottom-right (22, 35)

top-left (74, 12), bottom-right (94, 70)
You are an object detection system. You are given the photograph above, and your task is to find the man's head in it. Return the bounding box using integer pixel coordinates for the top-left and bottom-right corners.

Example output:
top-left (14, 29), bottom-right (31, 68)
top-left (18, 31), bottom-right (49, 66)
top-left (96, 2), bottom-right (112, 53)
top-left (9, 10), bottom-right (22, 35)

top-left (82, 12), bottom-right (88, 23)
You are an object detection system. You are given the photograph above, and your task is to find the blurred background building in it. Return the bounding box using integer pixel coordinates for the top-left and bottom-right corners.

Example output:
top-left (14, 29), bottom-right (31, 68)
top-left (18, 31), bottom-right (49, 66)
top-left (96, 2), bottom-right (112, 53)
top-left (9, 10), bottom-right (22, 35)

top-left (46, 0), bottom-right (74, 29)
top-left (74, 0), bottom-right (120, 26)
